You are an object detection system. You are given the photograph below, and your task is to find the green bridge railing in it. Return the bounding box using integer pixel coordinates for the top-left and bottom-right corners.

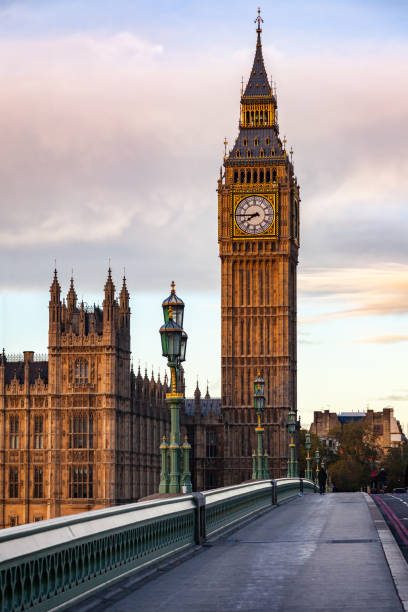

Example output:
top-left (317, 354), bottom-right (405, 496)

top-left (0, 478), bottom-right (315, 611)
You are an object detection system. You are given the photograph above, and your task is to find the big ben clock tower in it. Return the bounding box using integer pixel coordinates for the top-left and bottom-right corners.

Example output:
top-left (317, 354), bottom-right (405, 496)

top-left (218, 11), bottom-right (300, 483)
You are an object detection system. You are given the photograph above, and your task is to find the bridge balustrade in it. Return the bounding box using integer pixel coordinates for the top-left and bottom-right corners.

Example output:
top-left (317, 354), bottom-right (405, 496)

top-left (0, 478), bottom-right (315, 612)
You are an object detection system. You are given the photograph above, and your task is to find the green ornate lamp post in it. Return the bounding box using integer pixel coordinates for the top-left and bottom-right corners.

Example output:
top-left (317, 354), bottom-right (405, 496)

top-left (305, 433), bottom-right (313, 481)
top-left (158, 282), bottom-right (191, 494)
top-left (253, 374), bottom-right (267, 479)
top-left (287, 409), bottom-right (298, 477)
top-left (315, 449), bottom-right (320, 486)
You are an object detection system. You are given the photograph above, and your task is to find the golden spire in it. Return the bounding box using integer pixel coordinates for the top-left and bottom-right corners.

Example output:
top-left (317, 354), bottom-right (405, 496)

top-left (168, 305), bottom-right (173, 319)
top-left (171, 280), bottom-right (175, 294)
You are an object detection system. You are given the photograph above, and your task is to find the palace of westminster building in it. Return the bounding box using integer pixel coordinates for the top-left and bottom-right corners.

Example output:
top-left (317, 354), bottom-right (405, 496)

top-left (0, 18), bottom-right (301, 527)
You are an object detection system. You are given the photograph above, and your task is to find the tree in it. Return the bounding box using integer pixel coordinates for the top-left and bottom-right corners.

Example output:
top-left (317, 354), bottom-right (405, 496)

top-left (383, 445), bottom-right (408, 490)
top-left (327, 421), bottom-right (381, 491)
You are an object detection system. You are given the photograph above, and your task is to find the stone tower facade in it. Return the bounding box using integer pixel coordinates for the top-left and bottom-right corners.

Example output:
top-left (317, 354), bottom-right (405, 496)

top-left (218, 18), bottom-right (300, 482)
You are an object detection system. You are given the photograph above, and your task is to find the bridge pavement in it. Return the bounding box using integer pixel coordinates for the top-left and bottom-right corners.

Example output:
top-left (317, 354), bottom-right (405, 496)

top-left (75, 493), bottom-right (405, 611)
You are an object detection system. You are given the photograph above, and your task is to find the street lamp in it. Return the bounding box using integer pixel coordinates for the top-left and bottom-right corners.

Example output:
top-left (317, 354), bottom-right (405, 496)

top-left (305, 433), bottom-right (313, 481)
top-left (287, 409), bottom-right (298, 477)
top-left (315, 449), bottom-right (320, 486)
top-left (158, 282), bottom-right (191, 494)
top-left (253, 374), bottom-right (267, 479)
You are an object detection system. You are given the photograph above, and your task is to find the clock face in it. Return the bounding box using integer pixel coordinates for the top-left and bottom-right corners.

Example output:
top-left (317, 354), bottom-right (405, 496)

top-left (235, 195), bottom-right (274, 235)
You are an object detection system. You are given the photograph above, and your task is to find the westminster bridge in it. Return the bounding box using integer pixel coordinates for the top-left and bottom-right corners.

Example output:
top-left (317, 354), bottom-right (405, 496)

top-left (1, 479), bottom-right (408, 612)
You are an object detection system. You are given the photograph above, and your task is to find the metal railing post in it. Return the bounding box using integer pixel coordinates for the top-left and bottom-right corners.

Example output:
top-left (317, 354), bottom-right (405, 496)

top-left (271, 479), bottom-right (277, 505)
top-left (192, 492), bottom-right (206, 544)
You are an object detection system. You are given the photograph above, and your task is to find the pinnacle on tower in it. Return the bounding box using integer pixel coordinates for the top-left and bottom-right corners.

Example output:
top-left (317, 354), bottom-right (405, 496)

top-left (103, 267), bottom-right (116, 307)
top-left (120, 275), bottom-right (130, 311)
top-left (49, 268), bottom-right (61, 302)
top-left (194, 379), bottom-right (201, 400)
top-left (67, 274), bottom-right (77, 311)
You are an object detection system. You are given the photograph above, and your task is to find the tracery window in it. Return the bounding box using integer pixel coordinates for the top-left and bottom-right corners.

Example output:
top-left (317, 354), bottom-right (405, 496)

top-left (34, 415), bottom-right (44, 449)
top-left (9, 416), bottom-right (19, 449)
top-left (69, 465), bottom-right (93, 498)
top-left (9, 467), bottom-right (19, 498)
top-left (75, 359), bottom-right (88, 384)
top-left (69, 413), bottom-right (93, 449)
top-left (33, 467), bottom-right (43, 498)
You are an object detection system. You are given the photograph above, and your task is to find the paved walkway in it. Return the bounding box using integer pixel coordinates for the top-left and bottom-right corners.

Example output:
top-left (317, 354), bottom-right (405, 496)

top-left (77, 493), bottom-right (404, 611)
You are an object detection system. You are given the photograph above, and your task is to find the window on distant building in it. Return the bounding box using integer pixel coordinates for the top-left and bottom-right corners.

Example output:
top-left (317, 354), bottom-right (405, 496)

top-left (33, 467), bottom-right (43, 498)
top-left (9, 415), bottom-right (19, 449)
top-left (34, 415), bottom-right (44, 449)
top-left (69, 465), bottom-right (93, 498)
top-left (9, 467), bottom-right (19, 498)
top-left (69, 413), bottom-right (93, 449)
top-left (206, 429), bottom-right (217, 458)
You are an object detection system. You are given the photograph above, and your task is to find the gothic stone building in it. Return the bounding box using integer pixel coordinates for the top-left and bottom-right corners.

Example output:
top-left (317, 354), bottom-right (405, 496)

top-left (0, 270), bottom-right (221, 527)
top-left (218, 18), bottom-right (300, 483)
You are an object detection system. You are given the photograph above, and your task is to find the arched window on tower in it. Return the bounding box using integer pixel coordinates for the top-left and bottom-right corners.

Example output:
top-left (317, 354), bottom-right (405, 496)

top-left (236, 150), bottom-right (240, 158)
top-left (246, 111), bottom-right (250, 124)
top-left (272, 169), bottom-right (277, 182)
top-left (240, 170), bottom-right (245, 183)
top-left (254, 138), bottom-right (259, 146)
top-left (260, 149), bottom-right (264, 158)
top-left (243, 138), bottom-right (247, 146)
top-left (266, 137), bottom-right (270, 145)
top-left (75, 359), bottom-right (88, 384)
top-left (266, 169), bottom-right (270, 183)
top-left (234, 171), bottom-right (238, 183)
top-left (260, 169), bottom-right (264, 183)
top-left (253, 170), bottom-right (258, 183)
top-left (247, 150), bottom-right (251, 158)
top-left (246, 170), bottom-right (251, 183)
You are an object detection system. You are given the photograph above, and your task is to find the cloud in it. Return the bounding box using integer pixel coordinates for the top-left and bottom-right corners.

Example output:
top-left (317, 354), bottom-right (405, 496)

top-left (0, 30), bottom-right (407, 294)
top-left (377, 395), bottom-right (408, 402)
top-left (358, 335), bottom-right (408, 344)
top-left (299, 264), bottom-right (408, 322)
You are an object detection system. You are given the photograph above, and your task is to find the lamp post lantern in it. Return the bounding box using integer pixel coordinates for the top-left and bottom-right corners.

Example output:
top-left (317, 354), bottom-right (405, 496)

top-left (305, 433), bottom-right (313, 481)
top-left (287, 409), bottom-right (298, 477)
top-left (253, 374), bottom-right (267, 479)
top-left (159, 282), bottom-right (191, 494)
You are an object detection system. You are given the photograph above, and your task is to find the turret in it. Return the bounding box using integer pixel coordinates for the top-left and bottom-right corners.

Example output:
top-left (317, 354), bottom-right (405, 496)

top-left (66, 274), bottom-right (77, 312)
top-left (103, 267), bottom-right (116, 332)
top-left (119, 275), bottom-right (130, 331)
top-left (49, 268), bottom-right (62, 338)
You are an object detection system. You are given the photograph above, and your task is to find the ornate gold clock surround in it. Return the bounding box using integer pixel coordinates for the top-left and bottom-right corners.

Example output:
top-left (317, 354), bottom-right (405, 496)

top-left (232, 191), bottom-right (277, 239)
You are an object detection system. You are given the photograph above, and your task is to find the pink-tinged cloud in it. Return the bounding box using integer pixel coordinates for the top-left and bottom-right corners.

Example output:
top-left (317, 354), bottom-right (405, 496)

top-left (358, 335), bottom-right (408, 344)
top-left (299, 264), bottom-right (408, 322)
top-left (0, 32), bottom-right (407, 291)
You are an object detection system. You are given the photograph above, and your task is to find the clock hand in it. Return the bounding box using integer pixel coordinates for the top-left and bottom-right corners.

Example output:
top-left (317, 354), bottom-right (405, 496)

top-left (236, 212), bottom-right (260, 220)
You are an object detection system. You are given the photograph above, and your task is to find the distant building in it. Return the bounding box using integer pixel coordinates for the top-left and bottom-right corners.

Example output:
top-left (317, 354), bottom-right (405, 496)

top-left (310, 408), bottom-right (405, 452)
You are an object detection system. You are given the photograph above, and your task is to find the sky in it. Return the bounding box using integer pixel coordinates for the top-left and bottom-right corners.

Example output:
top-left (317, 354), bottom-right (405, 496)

top-left (0, 0), bottom-right (408, 428)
